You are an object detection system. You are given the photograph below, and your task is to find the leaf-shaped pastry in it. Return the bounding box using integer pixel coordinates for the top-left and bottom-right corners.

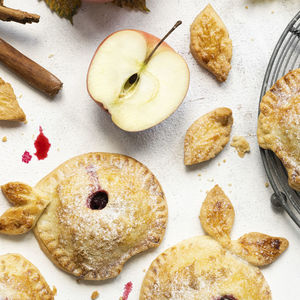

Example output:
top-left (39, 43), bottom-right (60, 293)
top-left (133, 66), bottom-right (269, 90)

top-left (113, 0), bottom-right (149, 11)
top-left (200, 184), bottom-right (234, 245)
top-left (190, 4), bottom-right (232, 82)
top-left (258, 68), bottom-right (300, 191)
top-left (0, 77), bottom-right (26, 122)
top-left (184, 107), bottom-right (233, 165)
top-left (0, 182), bottom-right (50, 234)
top-left (200, 185), bottom-right (289, 266)
top-left (42, 0), bottom-right (81, 22)
top-left (230, 232), bottom-right (289, 266)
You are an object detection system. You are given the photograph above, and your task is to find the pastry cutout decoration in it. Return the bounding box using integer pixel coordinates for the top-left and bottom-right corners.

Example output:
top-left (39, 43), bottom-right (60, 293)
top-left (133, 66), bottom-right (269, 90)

top-left (200, 185), bottom-right (288, 266)
top-left (0, 153), bottom-right (167, 280)
top-left (140, 185), bottom-right (288, 299)
top-left (0, 77), bottom-right (26, 122)
top-left (184, 107), bottom-right (233, 165)
top-left (190, 4), bottom-right (232, 82)
top-left (258, 68), bottom-right (300, 191)
top-left (199, 184), bottom-right (234, 245)
top-left (0, 182), bottom-right (49, 234)
top-left (0, 253), bottom-right (55, 299)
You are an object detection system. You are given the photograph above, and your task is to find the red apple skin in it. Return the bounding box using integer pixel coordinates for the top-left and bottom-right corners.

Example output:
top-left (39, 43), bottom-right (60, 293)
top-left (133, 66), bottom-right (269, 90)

top-left (86, 30), bottom-right (190, 131)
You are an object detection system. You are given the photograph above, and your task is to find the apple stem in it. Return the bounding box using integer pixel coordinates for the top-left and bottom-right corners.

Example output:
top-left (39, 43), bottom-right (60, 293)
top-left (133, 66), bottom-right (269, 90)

top-left (120, 21), bottom-right (182, 97)
top-left (144, 20), bottom-right (182, 65)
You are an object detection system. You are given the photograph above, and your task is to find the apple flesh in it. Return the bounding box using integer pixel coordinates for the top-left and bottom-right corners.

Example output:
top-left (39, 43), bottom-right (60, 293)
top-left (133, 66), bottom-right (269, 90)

top-left (87, 30), bottom-right (190, 132)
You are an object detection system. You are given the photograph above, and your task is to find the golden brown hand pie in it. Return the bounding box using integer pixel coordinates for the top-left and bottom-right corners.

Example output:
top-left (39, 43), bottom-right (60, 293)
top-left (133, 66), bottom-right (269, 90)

top-left (190, 4), bottom-right (232, 82)
top-left (257, 69), bottom-right (300, 191)
top-left (0, 253), bottom-right (54, 300)
top-left (0, 77), bottom-right (26, 122)
top-left (0, 153), bottom-right (167, 280)
top-left (140, 185), bottom-right (288, 299)
top-left (184, 107), bottom-right (233, 165)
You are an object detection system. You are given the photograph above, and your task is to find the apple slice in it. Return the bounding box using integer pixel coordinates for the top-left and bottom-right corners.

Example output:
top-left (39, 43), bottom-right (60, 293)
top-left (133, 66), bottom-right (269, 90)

top-left (87, 26), bottom-right (190, 132)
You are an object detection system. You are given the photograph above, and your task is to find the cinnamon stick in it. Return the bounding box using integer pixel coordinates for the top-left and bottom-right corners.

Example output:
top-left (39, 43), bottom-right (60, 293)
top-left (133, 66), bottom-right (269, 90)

top-left (0, 38), bottom-right (63, 97)
top-left (0, 6), bottom-right (40, 24)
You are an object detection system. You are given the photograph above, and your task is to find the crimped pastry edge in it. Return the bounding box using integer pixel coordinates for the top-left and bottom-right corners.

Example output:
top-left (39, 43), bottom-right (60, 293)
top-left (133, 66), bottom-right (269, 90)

top-left (33, 152), bottom-right (168, 280)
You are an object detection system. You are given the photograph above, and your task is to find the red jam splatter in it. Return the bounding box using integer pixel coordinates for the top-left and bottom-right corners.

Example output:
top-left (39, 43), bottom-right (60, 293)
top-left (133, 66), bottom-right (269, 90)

top-left (34, 126), bottom-right (51, 160)
top-left (22, 151), bottom-right (32, 163)
top-left (122, 281), bottom-right (133, 300)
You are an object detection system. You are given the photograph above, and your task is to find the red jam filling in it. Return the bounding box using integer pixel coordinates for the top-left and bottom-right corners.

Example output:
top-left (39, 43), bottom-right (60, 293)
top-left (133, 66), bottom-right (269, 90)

top-left (34, 126), bottom-right (51, 160)
top-left (87, 190), bottom-right (108, 210)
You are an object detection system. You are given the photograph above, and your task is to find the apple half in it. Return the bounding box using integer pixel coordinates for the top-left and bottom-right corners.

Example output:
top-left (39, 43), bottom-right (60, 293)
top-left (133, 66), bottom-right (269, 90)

top-left (87, 30), bottom-right (190, 132)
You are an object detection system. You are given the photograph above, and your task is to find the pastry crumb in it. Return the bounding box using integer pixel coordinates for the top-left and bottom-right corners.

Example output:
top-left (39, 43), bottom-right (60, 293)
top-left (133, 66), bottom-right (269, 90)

top-left (230, 136), bottom-right (250, 158)
top-left (207, 178), bottom-right (214, 182)
top-left (245, 5), bottom-right (248, 9)
top-left (52, 286), bottom-right (57, 296)
top-left (48, 54), bottom-right (54, 58)
top-left (2, 136), bottom-right (7, 142)
top-left (24, 120), bottom-right (28, 124)
top-left (228, 183), bottom-right (232, 187)
top-left (76, 278), bottom-right (81, 284)
top-left (218, 162), bottom-right (221, 166)
top-left (198, 173), bottom-right (201, 176)
top-left (223, 159), bottom-right (226, 163)
top-left (91, 291), bottom-right (99, 300)
top-left (18, 94), bottom-right (23, 99)
top-left (265, 182), bottom-right (270, 188)
top-left (271, 11), bottom-right (274, 14)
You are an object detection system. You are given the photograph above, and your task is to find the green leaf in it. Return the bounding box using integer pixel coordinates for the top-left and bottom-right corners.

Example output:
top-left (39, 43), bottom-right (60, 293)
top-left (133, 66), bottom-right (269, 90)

top-left (113, 0), bottom-right (149, 12)
top-left (42, 0), bottom-right (81, 23)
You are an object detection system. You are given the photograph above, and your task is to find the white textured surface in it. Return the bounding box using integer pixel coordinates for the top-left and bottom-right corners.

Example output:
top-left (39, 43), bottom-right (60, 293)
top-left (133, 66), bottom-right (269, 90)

top-left (0, 0), bottom-right (299, 299)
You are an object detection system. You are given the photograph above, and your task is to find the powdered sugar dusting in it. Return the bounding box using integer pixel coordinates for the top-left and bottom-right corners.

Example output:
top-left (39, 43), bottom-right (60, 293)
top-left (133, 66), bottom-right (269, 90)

top-left (35, 154), bottom-right (167, 279)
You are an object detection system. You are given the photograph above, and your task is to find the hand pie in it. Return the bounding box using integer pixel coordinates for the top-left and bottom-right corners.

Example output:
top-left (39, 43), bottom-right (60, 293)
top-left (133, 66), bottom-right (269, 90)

top-left (0, 77), bottom-right (26, 122)
top-left (190, 4), bottom-right (232, 82)
top-left (184, 107), bottom-right (233, 165)
top-left (0, 253), bottom-right (54, 299)
top-left (257, 69), bottom-right (300, 191)
top-left (140, 185), bottom-right (288, 299)
top-left (0, 153), bottom-right (167, 280)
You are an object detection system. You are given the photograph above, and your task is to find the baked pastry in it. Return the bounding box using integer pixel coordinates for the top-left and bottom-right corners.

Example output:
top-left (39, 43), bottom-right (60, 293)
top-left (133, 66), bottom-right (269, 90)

top-left (0, 77), bottom-right (26, 122)
top-left (0, 153), bottom-right (167, 280)
top-left (0, 253), bottom-right (54, 299)
top-left (230, 136), bottom-right (250, 158)
top-left (184, 107), bottom-right (233, 165)
top-left (140, 236), bottom-right (271, 300)
top-left (140, 185), bottom-right (288, 299)
top-left (258, 69), bottom-right (300, 191)
top-left (200, 185), bottom-right (288, 266)
top-left (190, 4), bottom-right (232, 82)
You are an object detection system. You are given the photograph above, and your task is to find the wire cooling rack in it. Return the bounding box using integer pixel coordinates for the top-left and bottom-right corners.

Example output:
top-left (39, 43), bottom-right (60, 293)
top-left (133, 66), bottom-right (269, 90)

top-left (259, 11), bottom-right (300, 228)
